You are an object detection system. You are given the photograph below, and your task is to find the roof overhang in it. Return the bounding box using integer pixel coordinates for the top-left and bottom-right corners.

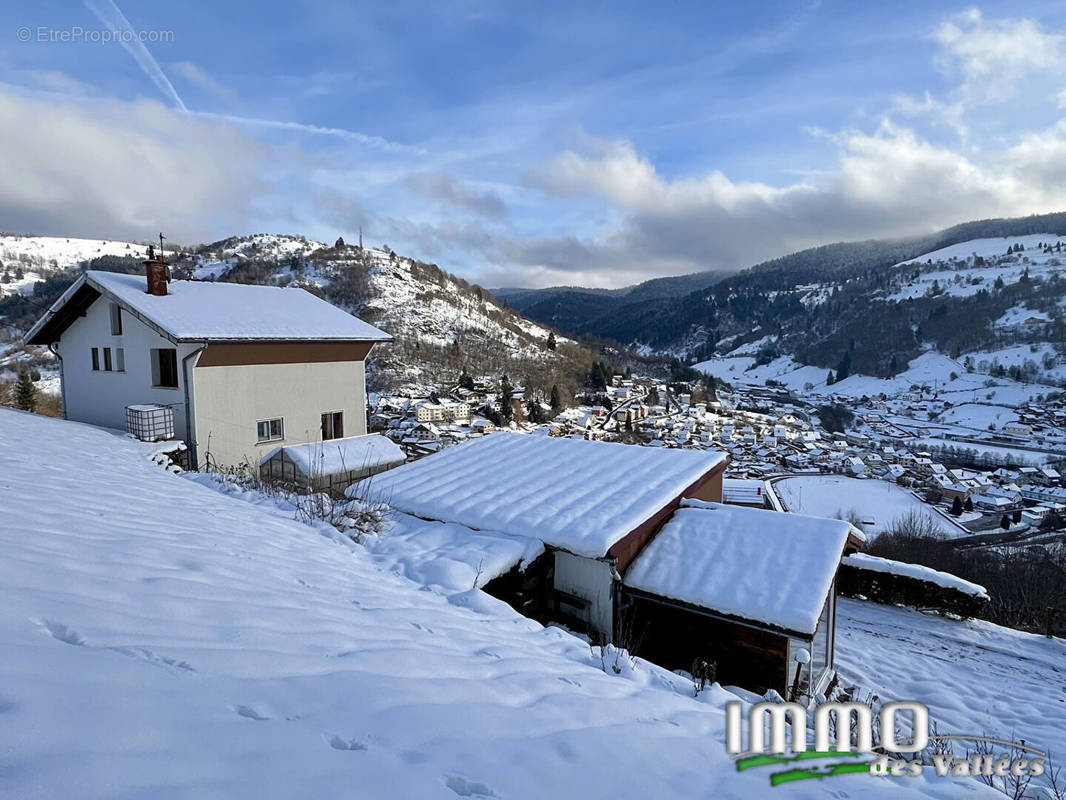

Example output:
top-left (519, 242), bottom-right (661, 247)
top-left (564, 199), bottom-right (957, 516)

top-left (623, 585), bottom-right (817, 641)
top-left (24, 274), bottom-right (99, 345)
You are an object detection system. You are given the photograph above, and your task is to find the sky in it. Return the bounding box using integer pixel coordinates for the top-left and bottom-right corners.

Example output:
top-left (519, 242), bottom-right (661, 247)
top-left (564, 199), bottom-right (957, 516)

top-left (3, 1), bottom-right (1066, 289)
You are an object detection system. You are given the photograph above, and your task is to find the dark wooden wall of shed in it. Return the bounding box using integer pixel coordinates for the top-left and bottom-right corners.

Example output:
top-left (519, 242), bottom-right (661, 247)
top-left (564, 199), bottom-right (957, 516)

top-left (624, 592), bottom-right (790, 695)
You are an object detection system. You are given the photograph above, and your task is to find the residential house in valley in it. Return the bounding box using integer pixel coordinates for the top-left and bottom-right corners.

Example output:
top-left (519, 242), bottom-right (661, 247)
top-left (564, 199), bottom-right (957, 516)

top-left (25, 260), bottom-right (390, 470)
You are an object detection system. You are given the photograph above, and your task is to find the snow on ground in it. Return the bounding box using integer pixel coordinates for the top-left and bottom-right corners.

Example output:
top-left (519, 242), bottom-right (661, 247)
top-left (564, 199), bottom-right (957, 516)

top-left (899, 234), bottom-right (1066, 267)
top-left (0, 234), bottom-right (150, 272)
top-left (905, 436), bottom-right (1058, 467)
top-left (935, 403), bottom-right (1019, 431)
top-left (775, 475), bottom-right (967, 538)
top-left (695, 351), bottom-right (1061, 407)
top-left (888, 234), bottom-right (1066, 301)
top-left (1, 408), bottom-right (998, 799)
top-left (995, 304), bottom-right (1050, 327)
top-left (967, 342), bottom-right (1066, 385)
top-left (837, 598), bottom-right (1066, 789)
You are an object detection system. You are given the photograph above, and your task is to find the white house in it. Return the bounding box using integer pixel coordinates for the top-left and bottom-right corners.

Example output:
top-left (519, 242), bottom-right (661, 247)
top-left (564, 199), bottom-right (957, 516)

top-left (26, 264), bottom-right (390, 470)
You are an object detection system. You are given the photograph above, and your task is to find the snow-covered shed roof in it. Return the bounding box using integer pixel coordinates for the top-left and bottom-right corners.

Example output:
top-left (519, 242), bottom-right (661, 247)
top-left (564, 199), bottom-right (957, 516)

top-left (624, 500), bottom-right (855, 636)
top-left (352, 433), bottom-right (727, 558)
top-left (26, 270), bottom-right (391, 344)
top-left (842, 554), bottom-right (988, 599)
top-left (261, 434), bottom-right (405, 476)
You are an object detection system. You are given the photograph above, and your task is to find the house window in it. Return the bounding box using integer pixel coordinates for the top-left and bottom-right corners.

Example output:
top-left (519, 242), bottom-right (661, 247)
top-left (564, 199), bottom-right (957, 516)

top-left (321, 411), bottom-right (343, 440)
top-left (103, 347), bottom-right (113, 372)
top-left (257, 418), bottom-right (284, 443)
top-left (151, 348), bottom-right (179, 388)
top-left (109, 303), bottom-right (123, 335)
top-left (91, 347), bottom-right (99, 371)
top-left (115, 348), bottom-right (125, 372)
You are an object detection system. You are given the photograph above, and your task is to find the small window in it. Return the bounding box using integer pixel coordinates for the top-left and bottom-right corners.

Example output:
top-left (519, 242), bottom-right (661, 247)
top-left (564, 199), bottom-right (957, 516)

top-left (91, 347), bottom-right (99, 371)
top-left (103, 347), bottom-right (112, 372)
top-left (151, 348), bottom-right (178, 388)
top-left (321, 411), bottom-right (343, 440)
top-left (257, 418), bottom-right (284, 442)
top-left (109, 303), bottom-right (123, 335)
top-left (115, 348), bottom-right (125, 372)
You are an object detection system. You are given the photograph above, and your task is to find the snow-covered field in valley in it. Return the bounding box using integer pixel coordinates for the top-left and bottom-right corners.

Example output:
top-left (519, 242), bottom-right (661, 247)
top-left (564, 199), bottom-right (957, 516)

top-left (3, 407), bottom-right (1001, 799)
top-left (774, 475), bottom-right (966, 538)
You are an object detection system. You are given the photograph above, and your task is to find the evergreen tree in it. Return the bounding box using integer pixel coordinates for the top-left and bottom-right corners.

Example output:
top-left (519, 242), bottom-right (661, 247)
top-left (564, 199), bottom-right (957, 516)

top-left (950, 496), bottom-right (963, 516)
top-left (334, 237), bottom-right (346, 248)
top-left (964, 496), bottom-right (973, 512)
top-left (1012, 509), bottom-right (1022, 524)
top-left (647, 387), bottom-right (660, 406)
top-left (499, 376), bottom-right (514, 421)
top-left (14, 370), bottom-right (37, 413)
top-left (1000, 514), bottom-right (1011, 530)
top-left (835, 351), bottom-right (852, 382)
top-left (549, 384), bottom-right (562, 414)
top-left (546, 331), bottom-right (556, 351)
top-left (826, 370), bottom-right (836, 386)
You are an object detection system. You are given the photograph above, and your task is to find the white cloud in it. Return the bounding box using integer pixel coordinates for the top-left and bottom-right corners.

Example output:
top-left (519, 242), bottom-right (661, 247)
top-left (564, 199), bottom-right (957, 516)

top-left (494, 120), bottom-right (1066, 287)
top-left (170, 61), bottom-right (234, 102)
top-left (0, 87), bottom-right (269, 243)
top-left (933, 7), bottom-right (1065, 102)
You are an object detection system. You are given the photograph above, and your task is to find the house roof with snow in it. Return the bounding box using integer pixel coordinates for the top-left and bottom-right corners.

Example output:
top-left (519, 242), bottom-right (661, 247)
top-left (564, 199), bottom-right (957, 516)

top-left (26, 270), bottom-right (391, 344)
top-left (260, 434), bottom-right (404, 477)
top-left (352, 432), bottom-right (727, 558)
top-left (624, 499), bottom-right (855, 637)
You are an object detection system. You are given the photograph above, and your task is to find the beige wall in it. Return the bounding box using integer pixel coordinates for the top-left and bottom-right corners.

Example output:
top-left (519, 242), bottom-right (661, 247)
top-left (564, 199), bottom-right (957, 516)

top-left (192, 359), bottom-right (367, 470)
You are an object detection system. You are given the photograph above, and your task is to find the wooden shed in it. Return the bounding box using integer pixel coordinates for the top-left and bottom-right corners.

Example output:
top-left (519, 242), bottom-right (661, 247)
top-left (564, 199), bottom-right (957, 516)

top-left (623, 500), bottom-right (856, 701)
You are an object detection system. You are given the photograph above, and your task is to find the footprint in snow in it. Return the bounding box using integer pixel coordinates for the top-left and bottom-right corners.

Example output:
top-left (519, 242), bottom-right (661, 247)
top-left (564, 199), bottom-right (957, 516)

top-left (233, 705), bottom-right (270, 721)
top-left (327, 735), bottom-right (368, 751)
top-left (444, 776), bottom-right (496, 798)
top-left (39, 620), bottom-right (85, 646)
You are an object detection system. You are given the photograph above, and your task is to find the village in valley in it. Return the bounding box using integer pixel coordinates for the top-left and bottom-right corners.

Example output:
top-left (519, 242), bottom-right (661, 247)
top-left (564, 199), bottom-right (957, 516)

top-left (369, 365), bottom-right (1066, 545)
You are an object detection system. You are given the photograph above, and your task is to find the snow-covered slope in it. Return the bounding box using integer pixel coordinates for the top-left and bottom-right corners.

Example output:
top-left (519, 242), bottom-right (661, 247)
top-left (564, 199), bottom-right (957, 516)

top-left (0, 234), bottom-right (151, 297)
top-left (0, 407), bottom-right (1002, 799)
top-left (182, 235), bottom-right (571, 388)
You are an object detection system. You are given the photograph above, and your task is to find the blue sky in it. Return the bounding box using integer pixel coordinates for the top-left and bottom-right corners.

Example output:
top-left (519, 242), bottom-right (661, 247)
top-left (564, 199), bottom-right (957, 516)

top-left (3, 1), bottom-right (1066, 288)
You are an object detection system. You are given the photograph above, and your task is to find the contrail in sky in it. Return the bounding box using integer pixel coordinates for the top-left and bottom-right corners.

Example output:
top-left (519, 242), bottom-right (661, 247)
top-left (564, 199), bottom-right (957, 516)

top-left (80, 0), bottom-right (421, 155)
top-left (83, 0), bottom-right (187, 112)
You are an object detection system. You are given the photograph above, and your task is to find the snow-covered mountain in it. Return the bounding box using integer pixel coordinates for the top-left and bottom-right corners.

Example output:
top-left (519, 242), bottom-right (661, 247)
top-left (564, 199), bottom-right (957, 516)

top-left (179, 235), bottom-right (575, 390)
top-left (695, 232), bottom-right (1066, 408)
top-left (0, 234), bottom-right (152, 297)
top-left (0, 233), bottom-right (577, 393)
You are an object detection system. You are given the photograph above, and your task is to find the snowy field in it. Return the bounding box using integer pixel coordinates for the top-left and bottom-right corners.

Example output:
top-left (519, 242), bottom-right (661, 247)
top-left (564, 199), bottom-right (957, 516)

top-left (695, 350), bottom-right (1061, 407)
top-left (837, 598), bottom-right (1066, 792)
top-left (888, 233), bottom-right (1066, 301)
top-left (906, 437), bottom-right (1059, 467)
top-left (775, 475), bottom-right (966, 538)
top-left (3, 408), bottom-right (1000, 799)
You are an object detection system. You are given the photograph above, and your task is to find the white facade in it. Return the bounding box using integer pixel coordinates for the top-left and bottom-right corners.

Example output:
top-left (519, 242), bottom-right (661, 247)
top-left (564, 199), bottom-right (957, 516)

top-left (553, 551), bottom-right (615, 640)
top-left (38, 273), bottom-right (387, 472)
top-left (56, 299), bottom-right (201, 441)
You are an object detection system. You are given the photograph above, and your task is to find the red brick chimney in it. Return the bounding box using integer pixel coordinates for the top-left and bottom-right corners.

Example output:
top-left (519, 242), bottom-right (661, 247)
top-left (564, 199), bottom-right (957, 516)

top-left (144, 244), bottom-right (168, 296)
